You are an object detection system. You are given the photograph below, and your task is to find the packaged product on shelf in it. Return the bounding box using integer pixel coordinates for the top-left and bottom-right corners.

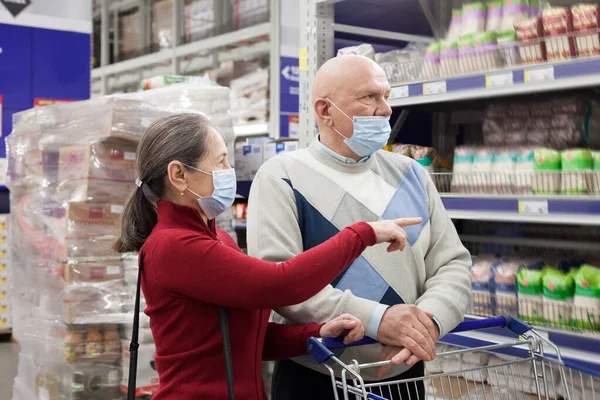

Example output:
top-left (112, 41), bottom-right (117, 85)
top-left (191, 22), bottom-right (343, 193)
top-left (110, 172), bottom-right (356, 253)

top-left (185, 0), bottom-right (216, 42)
top-left (543, 268), bottom-right (575, 327)
top-left (592, 150), bottom-right (600, 194)
top-left (473, 148), bottom-right (494, 193)
top-left (391, 144), bottom-right (413, 158)
top-left (471, 255), bottom-right (496, 317)
top-left (527, 118), bottom-right (551, 146)
top-left (64, 324), bottom-right (121, 364)
top-left (498, 30), bottom-right (521, 67)
top-left (529, 0), bottom-right (543, 18)
top-left (413, 146), bottom-right (436, 174)
top-left (561, 148), bottom-right (593, 194)
top-left (518, 268), bottom-right (544, 323)
top-left (234, 143), bottom-right (263, 181)
top-left (376, 44), bottom-right (426, 84)
top-left (491, 148), bottom-right (514, 194)
top-left (231, 0), bottom-right (269, 30)
top-left (422, 42), bottom-right (441, 80)
top-left (441, 40), bottom-right (461, 77)
top-left (533, 148), bottom-right (562, 194)
top-left (513, 147), bottom-right (536, 194)
top-left (338, 43), bottom-right (376, 59)
top-left (503, 118), bottom-right (527, 146)
top-left (141, 74), bottom-right (189, 90)
top-left (542, 7), bottom-right (577, 62)
top-left (572, 265), bottom-right (600, 330)
top-left (514, 17), bottom-right (547, 64)
top-left (475, 32), bottom-right (502, 72)
top-left (462, 2), bottom-right (487, 37)
top-left (152, 0), bottom-right (174, 52)
top-left (487, 1), bottom-right (504, 33)
top-left (459, 35), bottom-right (477, 75)
top-left (119, 10), bottom-right (142, 60)
top-left (452, 147), bottom-right (475, 193)
top-left (263, 139), bottom-right (299, 163)
top-left (493, 259), bottom-right (520, 317)
top-left (572, 4), bottom-right (600, 56)
top-left (447, 9), bottom-right (463, 41)
top-left (501, 0), bottom-right (530, 32)
top-left (229, 68), bottom-right (269, 125)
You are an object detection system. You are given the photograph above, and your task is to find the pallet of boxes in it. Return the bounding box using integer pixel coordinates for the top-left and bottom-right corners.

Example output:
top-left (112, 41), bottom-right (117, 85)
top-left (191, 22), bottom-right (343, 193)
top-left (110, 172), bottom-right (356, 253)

top-left (6, 98), bottom-right (166, 400)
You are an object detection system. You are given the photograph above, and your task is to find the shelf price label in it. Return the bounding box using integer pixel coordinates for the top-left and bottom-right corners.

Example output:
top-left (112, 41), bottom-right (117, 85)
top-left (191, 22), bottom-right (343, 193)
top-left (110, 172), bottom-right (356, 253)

top-left (423, 80), bottom-right (447, 96)
top-left (524, 66), bottom-right (554, 83)
top-left (518, 199), bottom-right (548, 215)
top-left (390, 85), bottom-right (409, 100)
top-left (486, 72), bottom-right (513, 88)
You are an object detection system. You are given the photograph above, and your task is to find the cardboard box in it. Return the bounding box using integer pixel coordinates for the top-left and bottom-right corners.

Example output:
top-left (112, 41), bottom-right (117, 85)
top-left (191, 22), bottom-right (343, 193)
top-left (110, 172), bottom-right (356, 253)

top-left (120, 339), bottom-right (159, 396)
top-left (263, 139), bottom-right (298, 162)
top-left (57, 140), bottom-right (138, 203)
top-left (234, 143), bottom-right (263, 181)
top-left (47, 202), bottom-right (123, 259)
top-left (119, 10), bottom-right (142, 60)
top-left (63, 260), bottom-right (125, 284)
top-left (185, 0), bottom-right (216, 42)
top-left (152, 0), bottom-right (174, 51)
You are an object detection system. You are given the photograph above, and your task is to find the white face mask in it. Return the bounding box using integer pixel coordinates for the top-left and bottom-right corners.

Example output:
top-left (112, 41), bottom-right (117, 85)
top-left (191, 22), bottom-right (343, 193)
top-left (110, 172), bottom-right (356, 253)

top-left (184, 164), bottom-right (237, 220)
top-left (327, 98), bottom-right (392, 157)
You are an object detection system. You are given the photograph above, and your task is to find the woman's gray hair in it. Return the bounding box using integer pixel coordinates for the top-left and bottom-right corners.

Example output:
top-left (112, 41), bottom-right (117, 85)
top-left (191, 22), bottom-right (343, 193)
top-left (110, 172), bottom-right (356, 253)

top-left (114, 113), bottom-right (212, 253)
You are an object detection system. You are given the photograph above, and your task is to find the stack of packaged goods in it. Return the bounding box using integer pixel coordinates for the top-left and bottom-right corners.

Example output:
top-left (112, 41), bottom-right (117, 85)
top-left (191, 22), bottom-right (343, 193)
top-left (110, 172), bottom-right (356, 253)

top-left (0, 215), bottom-right (10, 332)
top-left (6, 98), bottom-right (166, 400)
top-left (127, 82), bottom-right (237, 240)
top-left (229, 68), bottom-right (269, 127)
top-left (449, 96), bottom-right (600, 195)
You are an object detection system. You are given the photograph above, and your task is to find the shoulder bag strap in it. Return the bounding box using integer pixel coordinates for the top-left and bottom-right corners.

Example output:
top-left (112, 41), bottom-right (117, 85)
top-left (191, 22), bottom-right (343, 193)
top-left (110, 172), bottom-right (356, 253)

top-left (127, 252), bottom-right (143, 400)
top-left (219, 306), bottom-right (236, 400)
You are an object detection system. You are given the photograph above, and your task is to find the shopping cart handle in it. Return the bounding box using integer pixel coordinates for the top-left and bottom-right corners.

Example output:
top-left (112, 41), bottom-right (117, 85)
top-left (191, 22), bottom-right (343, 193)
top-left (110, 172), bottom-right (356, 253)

top-left (308, 315), bottom-right (532, 360)
top-left (451, 315), bottom-right (532, 336)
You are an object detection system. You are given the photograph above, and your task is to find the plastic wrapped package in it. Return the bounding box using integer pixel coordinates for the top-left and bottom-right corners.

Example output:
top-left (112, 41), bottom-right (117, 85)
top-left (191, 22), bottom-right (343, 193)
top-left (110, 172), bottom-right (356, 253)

top-left (487, 1), bottom-right (504, 33)
top-left (493, 259), bottom-right (521, 317)
top-left (231, 0), bottom-right (269, 30)
top-left (492, 148), bottom-right (516, 194)
top-left (473, 32), bottom-right (502, 73)
top-left (377, 44), bottom-right (426, 84)
top-left (422, 42), bottom-right (441, 80)
top-left (534, 148), bottom-right (562, 194)
top-left (459, 36), bottom-right (477, 75)
top-left (338, 43), bottom-right (375, 59)
top-left (572, 4), bottom-right (600, 56)
top-left (543, 7), bottom-right (577, 62)
top-left (513, 147), bottom-right (536, 194)
top-left (515, 17), bottom-right (547, 64)
top-left (561, 148), bottom-right (593, 194)
top-left (498, 30), bottom-right (521, 67)
top-left (471, 255), bottom-right (496, 317)
top-left (152, 0), bottom-right (174, 51)
top-left (501, 0), bottom-right (530, 33)
top-left (441, 40), bottom-right (461, 77)
top-left (447, 8), bottom-right (463, 41)
top-left (185, 0), bottom-right (216, 42)
top-left (462, 2), bottom-right (487, 37)
top-left (228, 68), bottom-right (269, 125)
top-left (473, 148), bottom-right (494, 193)
top-left (452, 146), bottom-right (475, 193)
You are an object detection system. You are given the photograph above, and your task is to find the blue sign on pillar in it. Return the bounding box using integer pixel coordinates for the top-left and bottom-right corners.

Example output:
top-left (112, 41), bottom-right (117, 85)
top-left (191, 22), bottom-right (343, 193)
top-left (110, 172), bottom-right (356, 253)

top-left (279, 56), bottom-right (299, 138)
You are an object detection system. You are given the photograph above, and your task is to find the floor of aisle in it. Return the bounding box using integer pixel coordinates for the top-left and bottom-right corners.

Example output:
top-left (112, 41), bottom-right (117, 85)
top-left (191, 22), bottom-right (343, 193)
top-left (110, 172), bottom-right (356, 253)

top-left (0, 340), bottom-right (18, 400)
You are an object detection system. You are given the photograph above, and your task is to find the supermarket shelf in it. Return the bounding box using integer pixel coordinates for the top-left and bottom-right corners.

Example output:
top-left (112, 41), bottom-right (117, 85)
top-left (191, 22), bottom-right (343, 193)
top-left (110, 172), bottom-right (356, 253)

top-left (459, 235), bottom-right (600, 252)
top-left (388, 56), bottom-right (600, 108)
top-left (92, 23), bottom-right (270, 77)
top-left (442, 195), bottom-right (600, 225)
top-left (440, 315), bottom-right (600, 371)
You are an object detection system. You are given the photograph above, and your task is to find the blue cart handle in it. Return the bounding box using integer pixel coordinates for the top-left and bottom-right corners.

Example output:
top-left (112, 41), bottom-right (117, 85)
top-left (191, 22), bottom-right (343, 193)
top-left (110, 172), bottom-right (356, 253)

top-left (308, 315), bottom-right (531, 363)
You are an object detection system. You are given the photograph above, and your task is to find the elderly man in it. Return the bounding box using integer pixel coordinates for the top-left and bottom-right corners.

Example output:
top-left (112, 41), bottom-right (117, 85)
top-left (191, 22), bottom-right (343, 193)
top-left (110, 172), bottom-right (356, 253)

top-left (247, 55), bottom-right (471, 399)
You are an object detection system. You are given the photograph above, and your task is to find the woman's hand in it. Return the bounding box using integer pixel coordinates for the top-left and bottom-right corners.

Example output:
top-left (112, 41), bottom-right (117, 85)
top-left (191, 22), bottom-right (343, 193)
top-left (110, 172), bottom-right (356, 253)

top-left (319, 314), bottom-right (365, 344)
top-left (368, 218), bottom-right (422, 252)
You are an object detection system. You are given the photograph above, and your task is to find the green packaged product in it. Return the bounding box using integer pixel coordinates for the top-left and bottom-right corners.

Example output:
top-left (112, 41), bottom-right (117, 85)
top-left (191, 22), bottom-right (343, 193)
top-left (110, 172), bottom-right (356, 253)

top-left (561, 149), bottom-right (592, 194)
top-left (542, 269), bottom-right (575, 328)
top-left (592, 151), bottom-right (600, 195)
top-left (572, 265), bottom-right (600, 330)
top-left (517, 268), bottom-right (544, 323)
top-left (533, 148), bottom-right (561, 195)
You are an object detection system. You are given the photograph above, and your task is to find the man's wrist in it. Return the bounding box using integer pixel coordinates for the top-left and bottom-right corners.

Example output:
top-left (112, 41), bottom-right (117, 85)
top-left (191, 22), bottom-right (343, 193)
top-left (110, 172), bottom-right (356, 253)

top-left (367, 304), bottom-right (390, 340)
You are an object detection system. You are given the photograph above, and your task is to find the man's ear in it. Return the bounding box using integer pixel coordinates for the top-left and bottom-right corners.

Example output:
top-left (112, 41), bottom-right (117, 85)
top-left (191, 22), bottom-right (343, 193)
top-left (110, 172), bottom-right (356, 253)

top-left (314, 98), bottom-right (333, 127)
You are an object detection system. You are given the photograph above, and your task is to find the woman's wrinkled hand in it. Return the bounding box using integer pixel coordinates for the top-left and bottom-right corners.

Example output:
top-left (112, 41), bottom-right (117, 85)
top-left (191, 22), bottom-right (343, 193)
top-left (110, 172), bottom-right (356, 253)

top-left (319, 314), bottom-right (365, 344)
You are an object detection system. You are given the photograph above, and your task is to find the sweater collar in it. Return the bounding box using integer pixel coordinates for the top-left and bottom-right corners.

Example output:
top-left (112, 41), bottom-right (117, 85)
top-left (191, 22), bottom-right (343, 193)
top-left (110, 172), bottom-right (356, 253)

top-left (309, 137), bottom-right (374, 174)
top-left (314, 135), bottom-right (371, 164)
top-left (156, 200), bottom-right (217, 235)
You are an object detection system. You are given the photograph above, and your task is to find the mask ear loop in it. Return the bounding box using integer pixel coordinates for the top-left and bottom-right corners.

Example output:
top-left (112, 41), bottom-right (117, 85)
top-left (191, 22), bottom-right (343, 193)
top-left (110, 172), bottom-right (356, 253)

top-left (325, 98), bottom-right (353, 140)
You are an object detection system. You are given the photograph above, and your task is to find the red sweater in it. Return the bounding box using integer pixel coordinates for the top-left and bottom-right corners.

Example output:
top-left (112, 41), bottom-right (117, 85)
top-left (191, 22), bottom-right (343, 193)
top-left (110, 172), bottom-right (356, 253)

top-left (141, 201), bottom-right (376, 399)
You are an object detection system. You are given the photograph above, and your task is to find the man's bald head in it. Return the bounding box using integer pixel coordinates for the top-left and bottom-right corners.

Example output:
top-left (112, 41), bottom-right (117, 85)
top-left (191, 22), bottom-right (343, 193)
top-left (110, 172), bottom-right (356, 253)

top-left (312, 55), bottom-right (387, 102)
top-left (312, 55), bottom-right (392, 161)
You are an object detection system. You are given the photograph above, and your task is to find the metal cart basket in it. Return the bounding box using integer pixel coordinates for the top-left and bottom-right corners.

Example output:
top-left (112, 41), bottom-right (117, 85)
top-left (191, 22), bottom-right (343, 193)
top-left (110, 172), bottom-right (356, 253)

top-left (307, 315), bottom-right (599, 400)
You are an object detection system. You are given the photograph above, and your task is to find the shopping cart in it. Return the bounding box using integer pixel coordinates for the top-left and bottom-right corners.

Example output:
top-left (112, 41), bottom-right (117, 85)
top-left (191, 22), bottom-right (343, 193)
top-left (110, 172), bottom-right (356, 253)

top-left (307, 315), bottom-right (599, 400)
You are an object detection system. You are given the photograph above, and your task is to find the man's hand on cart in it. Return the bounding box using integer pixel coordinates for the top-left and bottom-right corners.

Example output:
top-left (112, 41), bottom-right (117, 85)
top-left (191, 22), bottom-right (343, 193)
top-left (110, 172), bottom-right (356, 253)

top-left (319, 314), bottom-right (366, 344)
top-left (376, 305), bottom-right (438, 372)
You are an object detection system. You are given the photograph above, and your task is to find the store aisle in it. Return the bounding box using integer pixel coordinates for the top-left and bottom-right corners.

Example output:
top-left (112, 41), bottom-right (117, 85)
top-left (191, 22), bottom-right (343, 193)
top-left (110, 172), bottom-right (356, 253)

top-left (0, 340), bottom-right (18, 400)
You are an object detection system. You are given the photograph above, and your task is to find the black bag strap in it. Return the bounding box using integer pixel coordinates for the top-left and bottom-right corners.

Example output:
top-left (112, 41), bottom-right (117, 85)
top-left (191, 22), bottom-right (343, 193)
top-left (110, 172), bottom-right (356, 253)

top-left (219, 306), bottom-right (236, 400)
top-left (127, 251), bottom-right (144, 400)
top-left (127, 251), bottom-right (236, 400)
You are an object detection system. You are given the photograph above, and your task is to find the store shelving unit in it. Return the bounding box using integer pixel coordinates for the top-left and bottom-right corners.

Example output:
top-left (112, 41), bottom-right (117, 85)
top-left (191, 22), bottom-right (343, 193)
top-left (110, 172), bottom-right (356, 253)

top-left (299, 0), bottom-right (600, 372)
top-left (92, 0), bottom-right (283, 138)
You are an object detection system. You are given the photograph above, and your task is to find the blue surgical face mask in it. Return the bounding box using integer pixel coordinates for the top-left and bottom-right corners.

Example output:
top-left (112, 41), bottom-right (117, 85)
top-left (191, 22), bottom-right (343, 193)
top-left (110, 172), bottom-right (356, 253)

top-left (184, 165), bottom-right (237, 220)
top-left (327, 99), bottom-right (391, 158)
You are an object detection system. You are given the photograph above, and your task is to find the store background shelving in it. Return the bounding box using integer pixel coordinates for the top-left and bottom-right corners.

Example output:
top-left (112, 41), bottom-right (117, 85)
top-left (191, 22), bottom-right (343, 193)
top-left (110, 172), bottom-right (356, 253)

top-left (299, 0), bottom-right (600, 375)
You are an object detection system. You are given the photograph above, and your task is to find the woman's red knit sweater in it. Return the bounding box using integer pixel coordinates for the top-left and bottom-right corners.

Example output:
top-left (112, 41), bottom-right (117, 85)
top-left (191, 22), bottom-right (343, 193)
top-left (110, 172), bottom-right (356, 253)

top-left (140, 201), bottom-right (376, 399)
